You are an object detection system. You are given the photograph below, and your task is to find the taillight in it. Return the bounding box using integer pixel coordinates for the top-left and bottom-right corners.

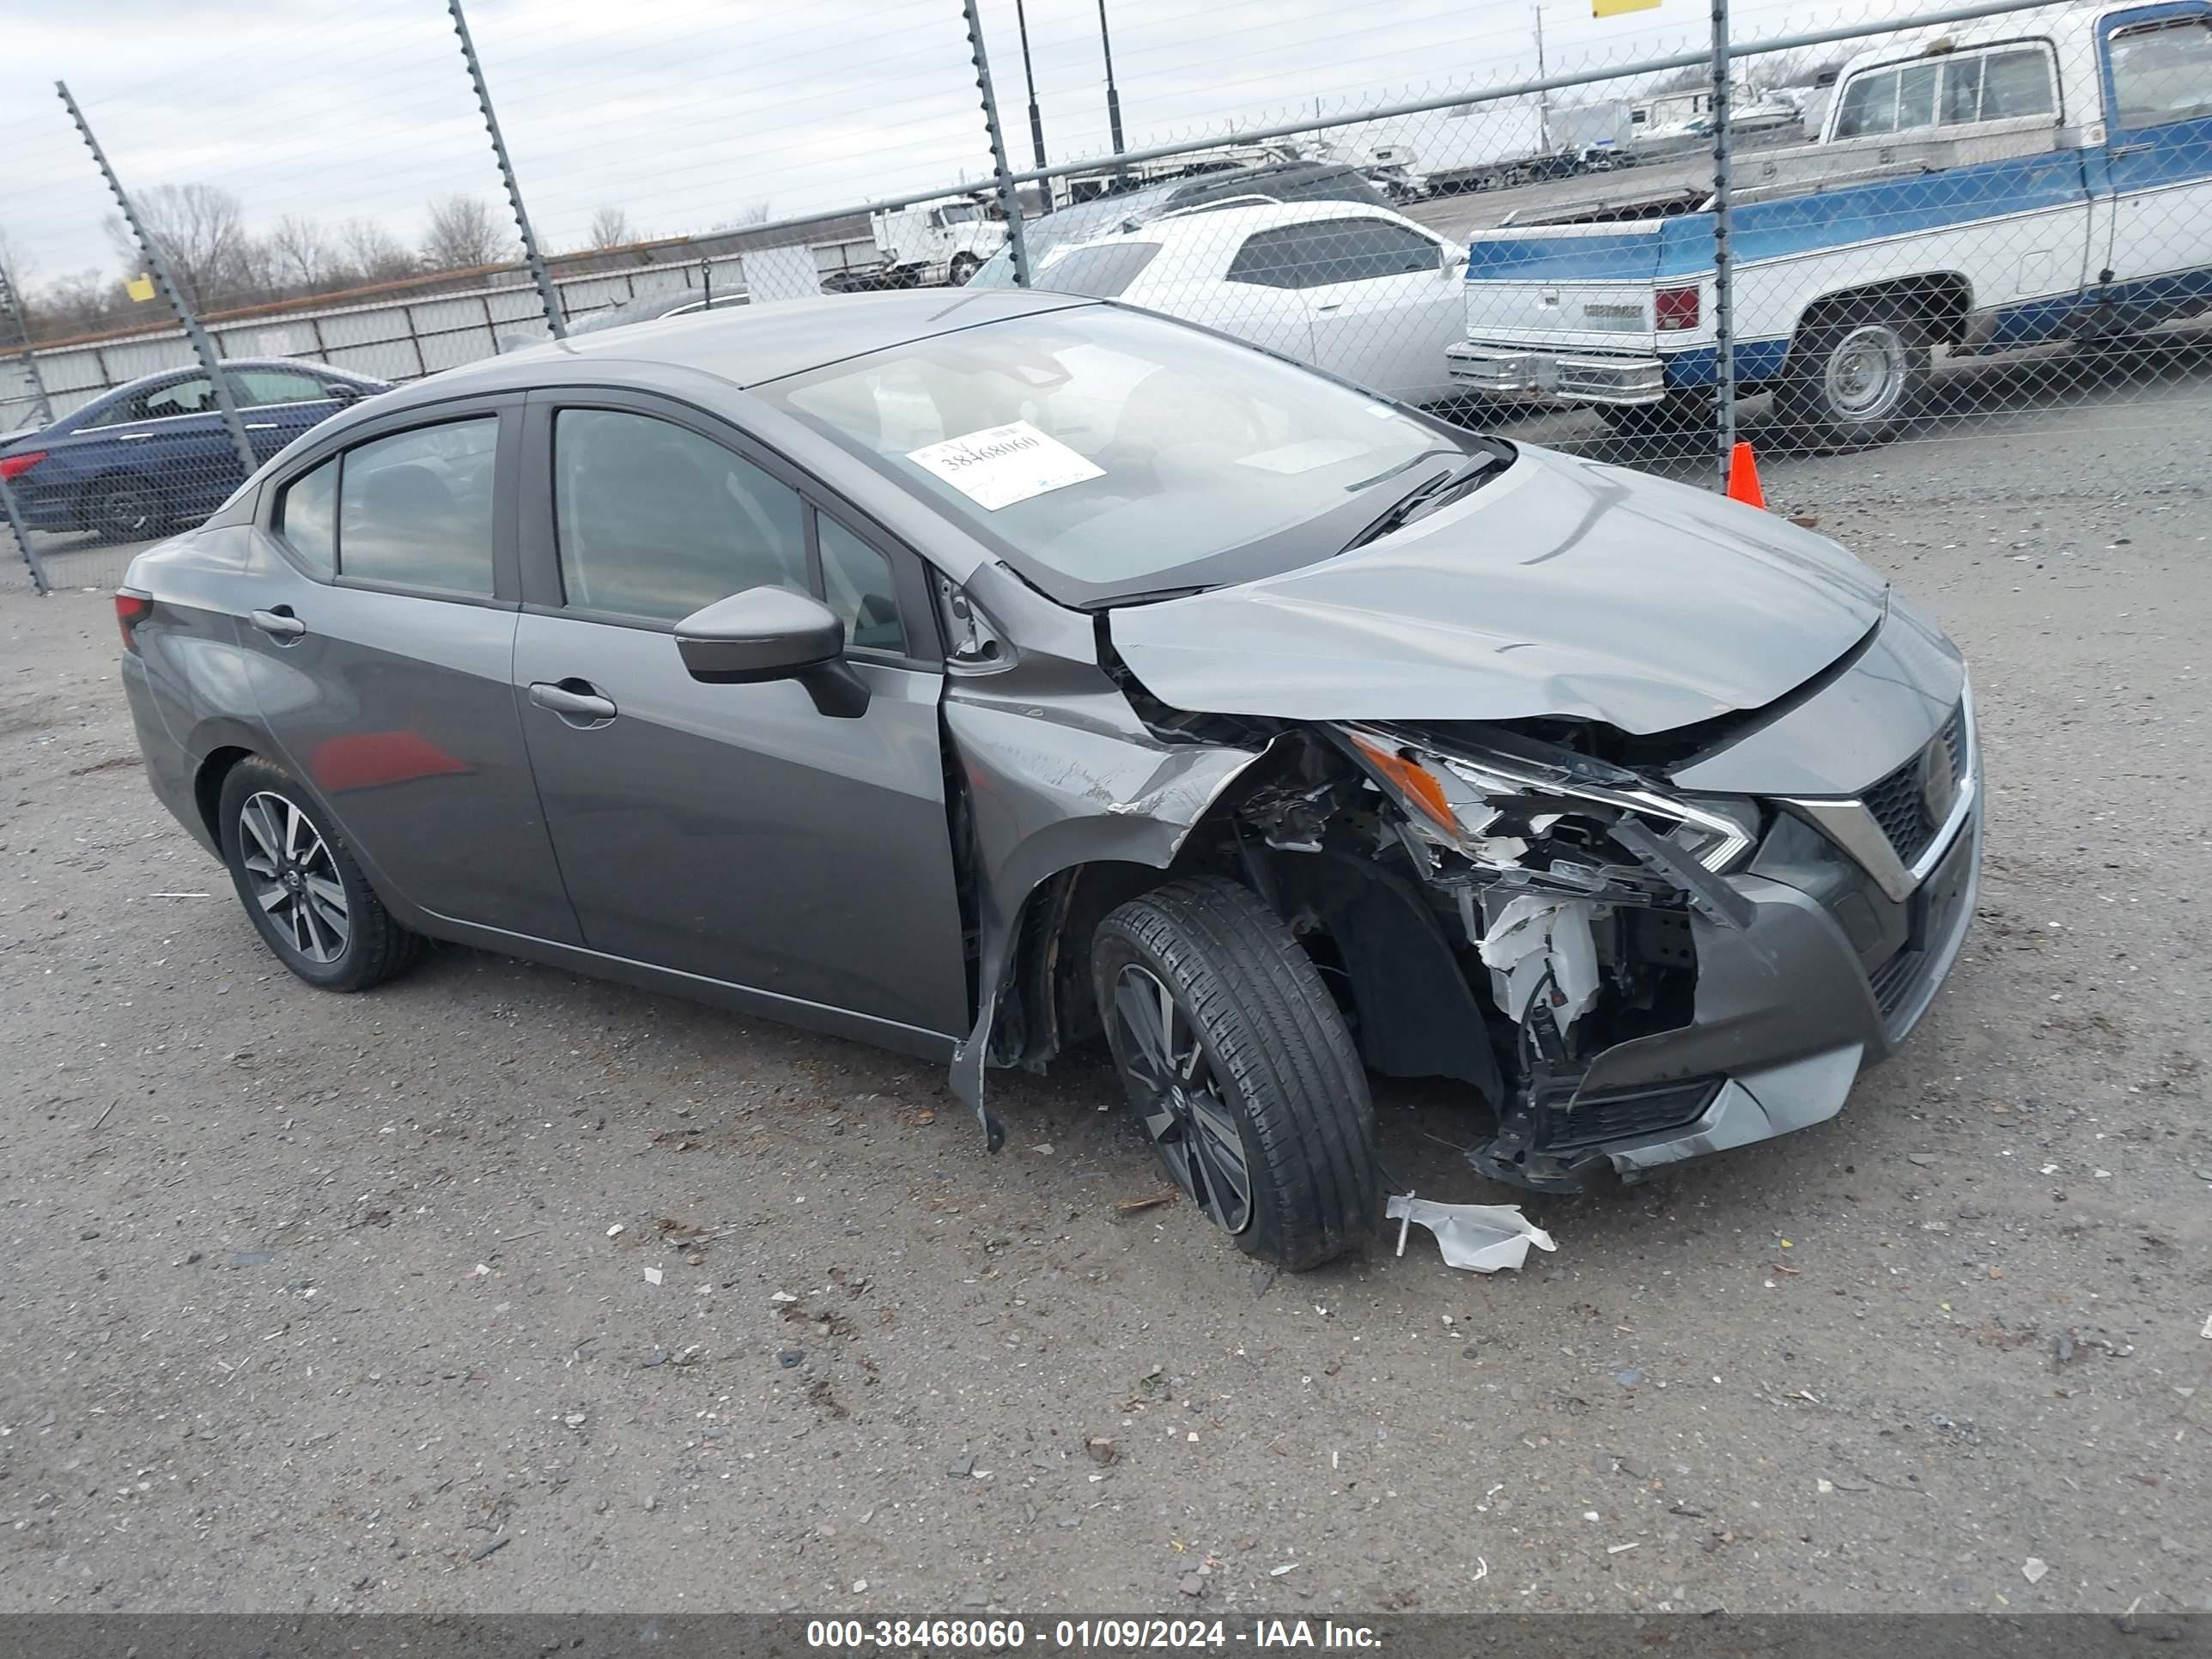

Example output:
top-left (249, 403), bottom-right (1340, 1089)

top-left (114, 590), bottom-right (152, 653)
top-left (0, 450), bottom-right (47, 483)
top-left (1654, 285), bottom-right (1701, 331)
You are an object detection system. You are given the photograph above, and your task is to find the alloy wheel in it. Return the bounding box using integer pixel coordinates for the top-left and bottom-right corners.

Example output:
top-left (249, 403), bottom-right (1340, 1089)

top-left (94, 483), bottom-right (156, 542)
top-left (237, 791), bottom-right (350, 963)
top-left (1109, 963), bottom-right (1254, 1233)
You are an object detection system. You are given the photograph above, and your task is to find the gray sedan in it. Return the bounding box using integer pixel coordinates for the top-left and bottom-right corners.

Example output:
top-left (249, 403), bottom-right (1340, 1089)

top-left (117, 289), bottom-right (1978, 1270)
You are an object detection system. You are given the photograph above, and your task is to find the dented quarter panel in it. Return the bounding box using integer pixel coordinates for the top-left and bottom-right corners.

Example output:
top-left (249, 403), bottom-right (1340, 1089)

top-left (1106, 445), bottom-right (1888, 735)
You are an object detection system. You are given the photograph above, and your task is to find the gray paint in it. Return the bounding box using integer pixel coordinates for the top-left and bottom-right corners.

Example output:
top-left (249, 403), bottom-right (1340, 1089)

top-left (116, 294), bottom-right (1980, 1197)
top-left (1108, 446), bottom-right (1888, 736)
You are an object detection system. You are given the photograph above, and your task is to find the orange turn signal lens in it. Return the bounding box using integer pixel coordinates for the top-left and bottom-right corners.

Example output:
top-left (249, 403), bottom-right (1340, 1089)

top-left (1346, 732), bottom-right (1459, 840)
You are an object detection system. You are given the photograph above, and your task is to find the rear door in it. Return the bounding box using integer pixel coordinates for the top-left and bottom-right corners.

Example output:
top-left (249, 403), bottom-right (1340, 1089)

top-left (228, 365), bottom-right (349, 466)
top-left (1294, 216), bottom-right (1468, 403)
top-left (59, 371), bottom-right (241, 526)
top-left (2100, 4), bottom-right (2212, 305)
top-left (235, 394), bottom-right (581, 943)
top-left (508, 389), bottom-right (969, 1045)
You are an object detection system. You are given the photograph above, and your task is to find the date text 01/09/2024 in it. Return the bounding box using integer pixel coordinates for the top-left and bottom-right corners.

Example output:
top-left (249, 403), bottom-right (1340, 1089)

top-left (803, 1619), bottom-right (1383, 1650)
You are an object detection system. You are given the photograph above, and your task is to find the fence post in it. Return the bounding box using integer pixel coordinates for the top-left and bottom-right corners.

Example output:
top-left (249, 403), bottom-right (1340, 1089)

top-left (962, 0), bottom-right (1032, 289)
top-left (0, 264), bottom-right (53, 428)
top-left (1709, 0), bottom-right (1738, 492)
top-left (0, 471), bottom-right (52, 596)
top-left (56, 81), bottom-right (258, 480)
top-left (447, 0), bottom-right (567, 340)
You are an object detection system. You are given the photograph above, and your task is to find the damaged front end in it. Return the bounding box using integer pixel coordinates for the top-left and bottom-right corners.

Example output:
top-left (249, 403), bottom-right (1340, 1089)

top-left (1234, 720), bottom-right (1773, 1189)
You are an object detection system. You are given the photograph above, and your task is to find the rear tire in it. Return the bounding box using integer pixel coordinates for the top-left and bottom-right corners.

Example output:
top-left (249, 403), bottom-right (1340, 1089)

top-left (1775, 299), bottom-right (1930, 450)
top-left (216, 757), bottom-right (418, 993)
top-left (1092, 878), bottom-right (1379, 1271)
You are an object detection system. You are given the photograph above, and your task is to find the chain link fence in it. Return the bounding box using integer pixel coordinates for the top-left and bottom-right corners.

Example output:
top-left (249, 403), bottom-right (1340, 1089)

top-left (4, 0), bottom-right (2209, 595)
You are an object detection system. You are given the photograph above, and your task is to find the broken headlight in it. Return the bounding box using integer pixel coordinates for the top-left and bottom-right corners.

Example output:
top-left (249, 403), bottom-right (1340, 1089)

top-left (1337, 725), bottom-right (1759, 875)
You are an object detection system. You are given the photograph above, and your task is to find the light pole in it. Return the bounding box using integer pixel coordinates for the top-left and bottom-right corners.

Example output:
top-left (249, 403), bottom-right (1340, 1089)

top-left (1015, 0), bottom-right (1048, 171)
top-left (1098, 0), bottom-right (1127, 179)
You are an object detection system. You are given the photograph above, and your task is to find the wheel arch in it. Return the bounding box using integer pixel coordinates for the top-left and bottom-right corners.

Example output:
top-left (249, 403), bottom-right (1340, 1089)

top-left (1785, 271), bottom-right (1975, 368)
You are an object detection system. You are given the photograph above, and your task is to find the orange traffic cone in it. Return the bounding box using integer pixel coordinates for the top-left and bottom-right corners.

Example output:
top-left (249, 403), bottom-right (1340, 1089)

top-left (1725, 441), bottom-right (1767, 510)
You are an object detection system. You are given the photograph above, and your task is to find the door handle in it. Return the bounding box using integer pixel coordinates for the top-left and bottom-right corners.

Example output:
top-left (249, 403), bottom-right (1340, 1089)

top-left (2109, 143), bottom-right (2153, 158)
top-left (1315, 302), bottom-right (1343, 313)
top-left (118, 433), bottom-right (152, 442)
top-left (250, 606), bottom-right (306, 642)
top-left (245, 421), bottom-right (279, 429)
top-left (529, 679), bottom-right (617, 726)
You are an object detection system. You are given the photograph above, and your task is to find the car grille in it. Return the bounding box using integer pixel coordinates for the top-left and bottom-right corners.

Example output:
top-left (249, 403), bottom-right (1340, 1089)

top-left (1543, 1078), bottom-right (1723, 1152)
top-left (1866, 811), bottom-right (1978, 1030)
top-left (1862, 703), bottom-right (1967, 867)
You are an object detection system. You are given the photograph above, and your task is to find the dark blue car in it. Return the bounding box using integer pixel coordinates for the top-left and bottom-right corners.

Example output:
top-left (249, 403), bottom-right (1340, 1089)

top-left (0, 359), bottom-right (390, 544)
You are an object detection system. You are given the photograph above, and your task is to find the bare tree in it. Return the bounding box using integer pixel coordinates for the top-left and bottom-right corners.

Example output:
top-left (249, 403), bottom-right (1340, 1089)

top-left (587, 206), bottom-right (638, 250)
top-left (34, 270), bottom-right (125, 339)
top-left (268, 215), bottom-right (337, 291)
top-left (715, 201), bottom-right (773, 231)
top-left (102, 183), bottom-right (258, 310)
top-left (341, 218), bottom-right (417, 285)
top-left (420, 194), bottom-right (511, 271)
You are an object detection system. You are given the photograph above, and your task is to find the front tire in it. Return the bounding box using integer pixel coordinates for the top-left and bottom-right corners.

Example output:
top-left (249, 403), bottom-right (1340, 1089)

top-left (1092, 878), bottom-right (1379, 1271)
top-left (947, 253), bottom-right (981, 287)
top-left (1775, 300), bottom-right (1930, 450)
top-left (216, 757), bottom-right (417, 992)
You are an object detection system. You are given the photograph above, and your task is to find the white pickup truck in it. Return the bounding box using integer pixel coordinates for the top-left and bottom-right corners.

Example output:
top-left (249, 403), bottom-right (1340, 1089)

top-left (869, 197), bottom-right (1009, 288)
top-left (1447, 1), bottom-right (2212, 445)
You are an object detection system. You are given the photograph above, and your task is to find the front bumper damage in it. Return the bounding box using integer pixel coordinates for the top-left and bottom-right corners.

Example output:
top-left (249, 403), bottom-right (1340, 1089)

top-left (1323, 675), bottom-right (1981, 1194)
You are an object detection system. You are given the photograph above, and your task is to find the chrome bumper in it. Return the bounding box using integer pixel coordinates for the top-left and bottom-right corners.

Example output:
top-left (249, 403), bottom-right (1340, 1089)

top-left (1445, 341), bottom-right (1666, 404)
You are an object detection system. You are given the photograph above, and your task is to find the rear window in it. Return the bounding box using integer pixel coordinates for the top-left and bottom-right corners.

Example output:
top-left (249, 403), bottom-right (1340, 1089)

top-left (1036, 241), bottom-right (1161, 298)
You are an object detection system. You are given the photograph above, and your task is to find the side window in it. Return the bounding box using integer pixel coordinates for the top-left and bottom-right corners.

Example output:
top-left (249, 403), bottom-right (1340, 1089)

top-left (1319, 222), bottom-right (1447, 282)
top-left (1832, 67), bottom-right (1898, 137)
top-left (1894, 60), bottom-right (1940, 133)
top-left (274, 457), bottom-right (337, 576)
top-left (1941, 54), bottom-right (1985, 125)
top-left (230, 368), bottom-right (331, 408)
top-left (2108, 18), bottom-right (2212, 128)
top-left (1226, 225), bottom-right (1332, 288)
top-left (141, 375), bottom-right (217, 420)
top-left (1978, 48), bottom-right (2057, 120)
top-left (79, 396), bottom-right (145, 431)
top-left (552, 407), bottom-right (809, 623)
top-left (815, 513), bottom-right (908, 656)
top-left (337, 417), bottom-right (499, 595)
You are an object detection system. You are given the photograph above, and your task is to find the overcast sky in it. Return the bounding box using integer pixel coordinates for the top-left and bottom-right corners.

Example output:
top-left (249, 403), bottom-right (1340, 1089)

top-left (1, 0), bottom-right (1919, 286)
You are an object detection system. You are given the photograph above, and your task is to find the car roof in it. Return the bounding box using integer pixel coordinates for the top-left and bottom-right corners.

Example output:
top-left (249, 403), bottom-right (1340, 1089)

top-left (422, 288), bottom-right (1091, 398)
top-left (1054, 198), bottom-right (1428, 258)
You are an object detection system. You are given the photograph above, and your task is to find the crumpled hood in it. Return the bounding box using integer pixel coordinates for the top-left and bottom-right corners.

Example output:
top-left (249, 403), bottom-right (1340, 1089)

top-left (1107, 444), bottom-right (1888, 737)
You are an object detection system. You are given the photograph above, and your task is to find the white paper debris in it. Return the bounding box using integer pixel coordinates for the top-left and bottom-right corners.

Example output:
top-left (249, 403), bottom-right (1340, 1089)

top-left (1388, 1194), bottom-right (1557, 1273)
top-left (769, 1290), bottom-right (799, 1304)
top-left (642, 1267), bottom-right (663, 1286)
top-left (2201, 1311), bottom-right (2212, 1340)
top-left (907, 422), bottom-right (1103, 510)
top-left (2021, 1557), bottom-right (2049, 1584)
top-left (605, 1224), bottom-right (624, 1237)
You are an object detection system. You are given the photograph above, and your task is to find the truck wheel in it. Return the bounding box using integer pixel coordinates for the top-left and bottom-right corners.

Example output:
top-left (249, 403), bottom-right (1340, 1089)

top-left (947, 253), bottom-right (981, 287)
top-left (83, 474), bottom-right (167, 544)
top-left (1092, 878), bottom-right (1379, 1272)
top-left (1777, 300), bottom-right (1930, 450)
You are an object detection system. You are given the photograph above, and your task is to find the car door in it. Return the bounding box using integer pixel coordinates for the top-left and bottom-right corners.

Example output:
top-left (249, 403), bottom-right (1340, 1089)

top-left (2100, 5), bottom-right (2212, 311)
top-left (234, 394), bottom-right (583, 945)
top-left (509, 389), bottom-right (970, 1047)
top-left (227, 366), bottom-right (350, 466)
top-left (1294, 218), bottom-right (1468, 404)
top-left (118, 371), bottom-right (248, 521)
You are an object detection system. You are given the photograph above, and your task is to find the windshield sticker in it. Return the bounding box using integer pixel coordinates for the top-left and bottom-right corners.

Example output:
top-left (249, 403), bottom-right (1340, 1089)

top-left (1236, 437), bottom-right (1370, 475)
top-left (906, 421), bottom-right (1104, 511)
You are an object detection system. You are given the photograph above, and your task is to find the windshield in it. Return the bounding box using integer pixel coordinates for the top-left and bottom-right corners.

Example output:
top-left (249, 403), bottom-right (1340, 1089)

top-left (764, 305), bottom-right (1488, 606)
top-left (937, 203), bottom-right (981, 224)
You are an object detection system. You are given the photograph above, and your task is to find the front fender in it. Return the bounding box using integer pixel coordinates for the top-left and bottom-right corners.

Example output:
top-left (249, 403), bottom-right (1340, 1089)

top-left (942, 679), bottom-right (1271, 1150)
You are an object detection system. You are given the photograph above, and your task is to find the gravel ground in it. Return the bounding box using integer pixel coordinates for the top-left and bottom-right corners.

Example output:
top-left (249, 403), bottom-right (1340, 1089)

top-left (2, 426), bottom-right (2209, 1617)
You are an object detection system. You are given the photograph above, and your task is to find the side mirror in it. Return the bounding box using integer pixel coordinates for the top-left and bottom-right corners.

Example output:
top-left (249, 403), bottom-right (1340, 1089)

top-left (327, 382), bottom-right (363, 405)
top-left (1440, 245), bottom-right (1468, 276)
top-left (675, 586), bottom-right (870, 718)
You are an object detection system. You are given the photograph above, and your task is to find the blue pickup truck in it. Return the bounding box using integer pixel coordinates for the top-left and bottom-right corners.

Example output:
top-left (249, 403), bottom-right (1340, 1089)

top-left (1447, 1), bottom-right (2212, 446)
